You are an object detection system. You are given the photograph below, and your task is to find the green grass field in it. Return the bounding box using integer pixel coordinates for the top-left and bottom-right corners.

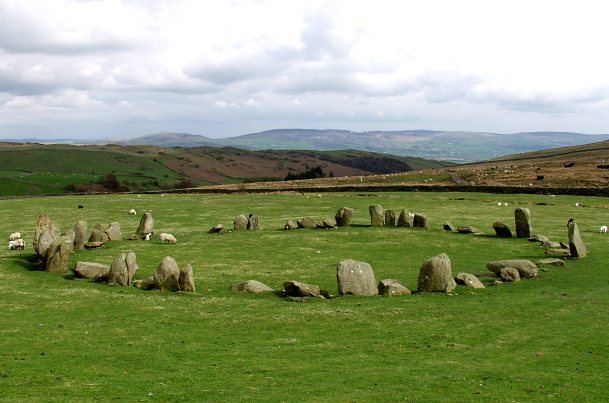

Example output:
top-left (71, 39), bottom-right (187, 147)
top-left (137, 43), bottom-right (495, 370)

top-left (1, 191), bottom-right (608, 400)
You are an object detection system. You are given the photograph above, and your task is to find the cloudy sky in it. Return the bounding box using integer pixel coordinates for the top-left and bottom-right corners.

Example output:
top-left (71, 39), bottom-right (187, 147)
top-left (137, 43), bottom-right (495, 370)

top-left (1, 0), bottom-right (609, 139)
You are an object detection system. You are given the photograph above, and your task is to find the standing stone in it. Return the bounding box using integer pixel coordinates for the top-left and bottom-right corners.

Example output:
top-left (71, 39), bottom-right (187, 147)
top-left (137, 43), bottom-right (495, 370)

top-left (284, 220), bottom-right (299, 230)
top-left (283, 280), bottom-right (320, 297)
top-left (335, 207), bottom-right (353, 227)
top-left (132, 212), bottom-right (154, 240)
top-left (33, 214), bottom-right (60, 259)
top-left (443, 222), bottom-right (456, 231)
top-left (493, 222), bottom-right (513, 238)
top-left (247, 215), bottom-right (260, 230)
top-left (514, 207), bottom-right (532, 238)
top-left (62, 229), bottom-right (76, 246)
top-left (336, 260), bottom-right (378, 296)
top-left (108, 253), bottom-right (129, 286)
top-left (384, 210), bottom-right (396, 227)
top-left (567, 218), bottom-right (587, 258)
top-left (125, 252), bottom-right (138, 285)
top-left (486, 260), bottom-right (538, 279)
top-left (397, 209), bottom-right (413, 227)
top-left (72, 261), bottom-right (110, 281)
top-left (369, 205), bottom-right (384, 227)
top-left (73, 220), bottom-right (87, 251)
top-left (153, 256), bottom-right (180, 291)
top-left (378, 279), bottom-right (411, 296)
top-left (297, 217), bottom-right (317, 229)
top-left (454, 272), bottom-right (485, 289)
top-left (234, 215), bottom-right (248, 230)
top-left (178, 263), bottom-right (196, 292)
top-left (45, 236), bottom-right (72, 274)
top-left (105, 222), bottom-right (122, 241)
top-left (413, 214), bottom-right (428, 228)
top-left (417, 253), bottom-right (456, 293)
top-left (88, 228), bottom-right (103, 243)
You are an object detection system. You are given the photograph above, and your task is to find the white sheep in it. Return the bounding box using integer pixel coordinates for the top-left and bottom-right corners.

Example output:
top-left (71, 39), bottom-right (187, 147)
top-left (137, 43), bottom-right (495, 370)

top-left (503, 202), bottom-right (508, 207)
top-left (159, 233), bottom-right (177, 244)
top-left (575, 202), bottom-right (580, 207)
top-left (600, 226), bottom-right (608, 233)
top-left (497, 202), bottom-right (501, 206)
top-left (8, 239), bottom-right (24, 250)
top-left (8, 232), bottom-right (21, 241)
top-left (144, 233), bottom-right (152, 241)
top-left (128, 209), bottom-right (137, 215)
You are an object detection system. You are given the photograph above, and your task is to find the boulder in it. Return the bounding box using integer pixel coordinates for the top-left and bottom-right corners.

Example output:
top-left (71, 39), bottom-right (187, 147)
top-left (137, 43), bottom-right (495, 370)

top-left (125, 252), bottom-right (138, 285)
top-left (318, 218), bottom-right (336, 229)
top-left (153, 256), bottom-right (180, 292)
top-left (542, 240), bottom-right (562, 249)
top-left (234, 215), bottom-right (248, 230)
top-left (413, 214), bottom-right (428, 228)
top-left (378, 279), bottom-right (411, 296)
top-left (105, 222), bottom-right (122, 241)
top-left (535, 258), bottom-right (566, 267)
top-left (284, 220), bottom-right (299, 230)
top-left (73, 220), bottom-right (88, 251)
top-left (107, 253), bottom-right (129, 286)
top-left (44, 236), bottom-right (73, 274)
top-left (417, 253), bottom-right (456, 293)
top-left (132, 212), bottom-right (154, 240)
top-left (454, 272), bottom-right (485, 289)
top-left (369, 205), bottom-right (384, 227)
top-left (72, 261), bottom-right (110, 281)
top-left (457, 226), bottom-right (480, 234)
top-left (514, 207), bottom-right (532, 238)
top-left (335, 207), bottom-right (353, 227)
top-left (568, 218), bottom-right (587, 258)
top-left (486, 260), bottom-right (538, 279)
top-left (88, 227), bottom-right (104, 243)
top-left (397, 209), bottom-right (413, 227)
top-left (545, 248), bottom-right (571, 257)
top-left (93, 223), bottom-right (109, 243)
top-left (297, 217), bottom-right (317, 229)
top-left (62, 229), bottom-right (76, 246)
top-left (529, 234), bottom-right (550, 243)
top-left (283, 281), bottom-right (320, 297)
top-left (247, 215), bottom-right (260, 230)
top-left (209, 224), bottom-right (224, 233)
top-left (384, 210), bottom-right (396, 227)
top-left (336, 260), bottom-right (378, 296)
top-left (493, 222), bottom-right (512, 238)
top-left (498, 267), bottom-right (520, 283)
top-left (33, 214), bottom-right (60, 258)
top-left (178, 263), bottom-right (196, 292)
top-left (232, 280), bottom-right (273, 293)
top-left (84, 241), bottom-right (103, 249)
top-left (443, 222), bottom-right (456, 231)
top-left (133, 276), bottom-right (156, 290)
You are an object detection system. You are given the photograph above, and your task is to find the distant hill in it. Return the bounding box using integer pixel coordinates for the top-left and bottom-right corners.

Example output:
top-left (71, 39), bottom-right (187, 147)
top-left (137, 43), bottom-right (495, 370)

top-left (117, 132), bottom-right (217, 147)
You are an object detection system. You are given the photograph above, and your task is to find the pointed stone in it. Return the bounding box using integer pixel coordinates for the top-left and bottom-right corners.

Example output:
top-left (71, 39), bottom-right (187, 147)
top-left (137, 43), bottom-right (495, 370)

top-left (514, 207), bottom-right (532, 238)
top-left (44, 236), bottom-right (72, 274)
top-left (33, 214), bottom-right (60, 259)
top-left (568, 218), bottom-right (587, 258)
top-left (417, 253), bottom-right (456, 293)
top-left (73, 220), bottom-right (87, 251)
top-left (178, 263), bottom-right (196, 292)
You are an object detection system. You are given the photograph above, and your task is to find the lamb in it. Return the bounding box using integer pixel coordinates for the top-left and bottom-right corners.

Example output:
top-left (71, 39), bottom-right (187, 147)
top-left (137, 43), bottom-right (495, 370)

top-left (600, 226), bottom-right (608, 234)
top-left (159, 233), bottom-right (177, 244)
top-left (128, 209), bottom-right (137, 215)
top-left (144, 233), bottom-right (152, 241)
top-left (8, 239), bottom-right (25, 250)
top-left (8, 232), bottom-right (21, 241)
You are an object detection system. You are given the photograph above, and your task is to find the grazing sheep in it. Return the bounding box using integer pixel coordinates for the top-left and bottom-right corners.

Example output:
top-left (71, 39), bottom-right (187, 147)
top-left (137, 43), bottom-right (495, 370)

top-left (503, 202), bottom-right (508, 207)
top-left (8, 239), bottom-right (24, 250)
top-left (600, 226), bottom-right (608, 233)
top-left (497, 202), bottom-right (502, 206)
top-left (144, 233), bottom-right (152, 241)
top-left (159, 233), bottom-right (177, 244)
top-left (8, 232), bottom-right (21, 241)
top-left (78, 205), bottom-right (84, 209)
top-left (575, 202), bottom-right (580, 207)
top-left (129, 209), bottom-right (137, 215)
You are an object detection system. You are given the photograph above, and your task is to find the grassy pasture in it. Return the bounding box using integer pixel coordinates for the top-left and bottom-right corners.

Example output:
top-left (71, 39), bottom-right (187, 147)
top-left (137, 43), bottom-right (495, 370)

top-left (0, 191), bottom-right (608, 401)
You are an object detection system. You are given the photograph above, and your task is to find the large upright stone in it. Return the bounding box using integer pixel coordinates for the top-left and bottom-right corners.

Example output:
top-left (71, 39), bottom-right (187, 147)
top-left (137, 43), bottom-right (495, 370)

top-left (335, 207), bottom-right (353, 227)
top-left (384, 210), bottom-right (396, 227)
top-left (62, 229), bottom-right (76, 246)
top-left (178, 263), bottom-right (196, 292)
top-left (369, 205), bottom-right (384, 227)
top-left (33, 214), bottom-right (60, 259)
top-left (92, 223), bottom-right (109, 243)
top-left (417, 253), bottom-right (456, 293)
top-left (486, 259), bottom-right (538, 279)
top-left (153, 256), bottom-right (180, 291)
top-left (567, 218), bottom-right (587, 258)
top-left (397, 209), bottom-right (413, 227)
top-left (132, 212), bottom-right (154, 240)
top-left (247, 215), bottom-right (260, 230)
top-left (413, 214), bottom-right (429, 228)
top-left (234, 215), bottom-right (248, 230)
top-left (45, 236), bottom-right (72, 274)
top-left (336, 260), bottom-right (378, 296)
top-left (108, 253), bottom-right (129, 286)
top-left (125, 252), bottom-right (138, 285)
top-left (88, 228), bottom-right (103, 243)
top-left (105, 222), bottom-right (121, 241)
top-left (493, 222), bottom-right (513, 238)
top-left (73, 220), bottom-right (87, 251)
top-left (514, 207), bottom-right (532, 238)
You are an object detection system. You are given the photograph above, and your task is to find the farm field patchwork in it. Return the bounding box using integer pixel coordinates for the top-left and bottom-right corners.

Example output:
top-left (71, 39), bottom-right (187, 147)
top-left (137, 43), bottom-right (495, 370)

top-left (0, 191), bottom-right (608, 400)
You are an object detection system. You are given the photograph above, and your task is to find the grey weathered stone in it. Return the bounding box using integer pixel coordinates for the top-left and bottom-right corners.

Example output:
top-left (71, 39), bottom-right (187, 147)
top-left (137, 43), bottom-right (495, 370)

top-left (73, 220), bottom-right (87, 251)
top-left (125, 252), bottom-right (138, 285)
top-left (108, 253), bottom-right (129, 286)
top-left (84, 241), bottom-right (103, 249)
top-left (133, 276), bottom-right (156, 290)
top-left (498, 267), bottom-right (520, 282)
top-left (378, 279), bottom-right (411, 296)
top-left (457, 226), bottom-right (480, 234)
top-left (131, 212), bottom-right (154, 240)
top-left (247, 215), bottom-right (260, 230)
top-left (545, 248), bottom-right (571, 257)
top-left (33, 214), bottom-right (60, 259)
top-left (105, 222), bottom-right (121, 241)
top-left (209, 224), bottom-right (224, 233)
top-left (234, 215), bottom-right (248, 230)
top-left (318, 218), bottom-right (336, 229)
top-left (417, 253), bottom-right (456, 293)
top-left (297, 217), bottom-right (317, 229)
top-left (542, 240), bottom-right (562, 249)
top-left (397, 209), bottom-right (413, 227)
top-left (178, 263), bottom-right (196, 292)
top-left (413, 213), bottom-right (428, 228)
top-left (514, 207), bottom-right (532, 238)
top-left (454, 272), bottom-right (485, 289)
top-left (487, 260), bottom-right (538, 279)
top-left (493, 222), bottom-right (512, 238)
top-left (369, 205), bottom-right (384, 227)
top-left (336, 260), bottom-right (378, 296)
top-left (72, 261), bottom-right (110, 281)
top-left (62, 229), bottom-right (76, 246)
top-left (283, 281), bottom-right (320, 297)
top-left (443, 222), bottom-right (456, 231)
top-left (89, 223), bottom-right (104, 243)
top-left (535, 258), bottom-right (566, 267)
top-left (284, 220), bottom-right (299, 230)
top-left (335, 207), bottom-right (353, 227)
top-left (44, 236), bottom-right (72, 274)
top-left (529, 234), bottom-right (550, 243)
top-left (232, 280), bottom-right (273, 293)
top-left (153, 256), bottom-right (180, 292)
top-left (568, 218), bottom-right (587, 258)
top-left (384, 210), bottom-right (396, 227)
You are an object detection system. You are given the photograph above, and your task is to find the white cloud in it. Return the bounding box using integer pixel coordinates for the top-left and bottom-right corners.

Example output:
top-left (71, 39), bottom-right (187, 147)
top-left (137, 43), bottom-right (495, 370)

top-left (213, 100), bottom-right (228, 108)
